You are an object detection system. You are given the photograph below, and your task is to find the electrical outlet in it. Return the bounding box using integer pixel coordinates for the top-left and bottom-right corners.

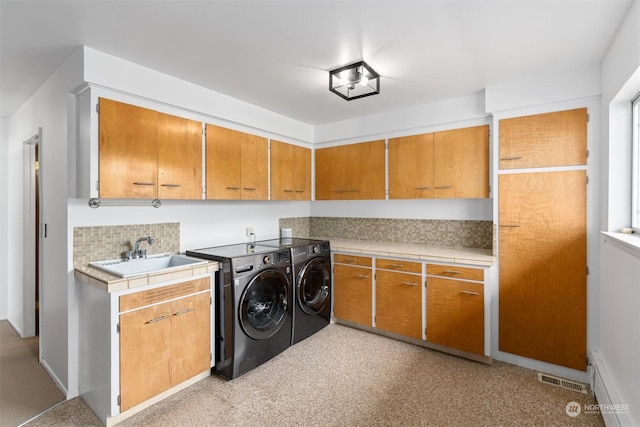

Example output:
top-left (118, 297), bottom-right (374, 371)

top-left (246, 227), bottom-right (254, 236)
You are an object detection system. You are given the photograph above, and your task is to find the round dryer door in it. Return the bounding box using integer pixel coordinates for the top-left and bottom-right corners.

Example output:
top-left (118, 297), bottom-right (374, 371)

top-left (297, 257), bottom-right (331, 315)
top-left (239, 268), bottom-right (290, 340)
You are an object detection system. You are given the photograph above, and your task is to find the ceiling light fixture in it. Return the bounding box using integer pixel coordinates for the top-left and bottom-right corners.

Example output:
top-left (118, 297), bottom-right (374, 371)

top-left (329, 61), bottom-right (380, 101)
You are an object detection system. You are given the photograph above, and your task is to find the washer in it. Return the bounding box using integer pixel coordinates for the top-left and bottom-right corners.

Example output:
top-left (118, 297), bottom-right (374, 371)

top-left (258, 238), bottom-right (332, 345)
top-left (186, 243), bottom-right (292, 380)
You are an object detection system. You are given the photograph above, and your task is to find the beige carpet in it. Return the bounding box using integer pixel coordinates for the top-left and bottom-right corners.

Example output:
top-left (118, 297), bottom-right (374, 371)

top-left (27, 324), bottom-right (603, 426)
top-left (0, 320), bottom-right (65, 427)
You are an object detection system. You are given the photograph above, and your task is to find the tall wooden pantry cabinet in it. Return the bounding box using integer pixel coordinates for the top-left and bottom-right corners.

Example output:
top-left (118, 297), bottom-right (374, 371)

top-left (498, 108), bottom-right (588, 371)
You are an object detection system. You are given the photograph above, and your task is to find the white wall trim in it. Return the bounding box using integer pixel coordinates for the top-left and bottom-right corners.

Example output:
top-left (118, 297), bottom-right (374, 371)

top-left (591, 350), bottom-right (636, 427)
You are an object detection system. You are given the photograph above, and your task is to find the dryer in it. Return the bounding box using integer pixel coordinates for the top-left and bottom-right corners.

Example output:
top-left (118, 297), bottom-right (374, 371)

top-left (186, 243), bottom-right (292, 379)
top-left (258, 238), bottom-right (332, 345)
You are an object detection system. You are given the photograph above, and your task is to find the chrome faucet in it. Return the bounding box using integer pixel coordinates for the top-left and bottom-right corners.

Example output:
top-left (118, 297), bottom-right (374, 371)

top-left (125, 236), bottom-right (155, 260)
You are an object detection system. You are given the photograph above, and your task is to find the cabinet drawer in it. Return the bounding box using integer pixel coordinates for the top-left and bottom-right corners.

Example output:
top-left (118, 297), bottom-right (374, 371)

top-left (334, 254), bottom-right (372, 267)
top-left (376, 258), bottom-right (422, 274)
top-left (426, 264), bottom-right (483, 281)
top-left (120, 277), bottom-right (210, 312)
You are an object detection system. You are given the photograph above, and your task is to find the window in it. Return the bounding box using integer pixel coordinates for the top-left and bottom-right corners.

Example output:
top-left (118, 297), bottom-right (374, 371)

top-left (633, 93), bottom-right (640, 232)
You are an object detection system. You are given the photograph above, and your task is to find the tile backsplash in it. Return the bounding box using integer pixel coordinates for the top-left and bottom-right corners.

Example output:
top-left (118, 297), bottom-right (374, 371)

top-left (280, 217), bottom-right (493, 250)
top-left (73, 222), bottom-right (180, 267)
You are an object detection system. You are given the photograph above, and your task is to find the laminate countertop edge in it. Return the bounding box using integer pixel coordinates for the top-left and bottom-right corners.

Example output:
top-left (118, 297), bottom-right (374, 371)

top-left (323, 238), bottom-right (495, 267)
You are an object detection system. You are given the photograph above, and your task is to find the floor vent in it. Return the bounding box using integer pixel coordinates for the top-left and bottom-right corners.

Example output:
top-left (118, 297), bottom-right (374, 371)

top-left (537, 373), bottom-right (588, 394)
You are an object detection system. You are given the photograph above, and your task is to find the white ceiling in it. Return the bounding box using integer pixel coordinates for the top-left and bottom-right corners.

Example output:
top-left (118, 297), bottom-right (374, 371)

top-left (0, 0), bottom-right (634, 124)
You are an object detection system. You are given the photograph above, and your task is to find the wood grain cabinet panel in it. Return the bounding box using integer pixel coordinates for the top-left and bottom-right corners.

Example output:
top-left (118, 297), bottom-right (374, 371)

top-left (99, 98), bottom-right (159, 199)
top-left (99, 98), bottom-right (203, 200)
top-left (499, 108), bottom-right (587, 169)
top-left (205, 124), bottom-right (268, 200)
top-left (388, 125), bottom-right (489, 199)
top-left (375, 270), bottom-right (422, 339)
top-left (498, 170), bottom-right (587, 371)
top-left (119, 279), bottom-right (210, 412)
top-left (433, 125), bottom-right (489, 198)
top-left (388, 133), bottom-right (434, 199)
top-left (315, 140), bottom-right (385, 200)
top-left (332, 263), bottom-right (372, 326)
top-left (270, 140), bottom-right (311, 200)
top-left (427, 277), bottom-right (484, 355)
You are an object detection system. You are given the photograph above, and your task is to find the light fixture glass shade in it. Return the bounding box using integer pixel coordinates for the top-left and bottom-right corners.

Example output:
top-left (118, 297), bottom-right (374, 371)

top-left (329, 61), bottom-right (380, 101)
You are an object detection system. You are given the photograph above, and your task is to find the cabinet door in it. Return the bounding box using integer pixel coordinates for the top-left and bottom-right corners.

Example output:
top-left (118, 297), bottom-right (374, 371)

top-left (388, 133), bottom-right (434, 199)
top-left (270, 140), bottom-right (310, 201)
top-left (375, 270), bottom-right (422, 339)
top-left (292, 144), bottom-right (311, 200)
top-left (347, 140), bottom-right (386, 200)
top-left (99, 98), bottom-right (158, 199)
top-left (498, 170), bottom-right (586, 370)
top-left (315, 146), bottom-right (348, 200)
top-left (499, 108), bottom-right (587, 169)
top-left (427, 277), bottom-right (484, 355)
top-left (170, 293), bottom-right (211, 385)
top-left (333, 264), bottom-right (372, 326)
top-left (157, 113), bottom-right (202, 200)
top-left (205, 124), bottom-right (242, 199)
top-left (120, 302), bottom-right (172, 412)
top-left (240, 133), bottom-right (268, 200)
top-left (433, 125), bottom-right (489, 198)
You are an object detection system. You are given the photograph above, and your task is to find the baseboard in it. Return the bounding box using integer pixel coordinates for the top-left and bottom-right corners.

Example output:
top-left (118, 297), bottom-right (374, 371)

top-left (590, 351), bottom-right (635, 427)
top-left (40, 357), bottom-right (69, 398)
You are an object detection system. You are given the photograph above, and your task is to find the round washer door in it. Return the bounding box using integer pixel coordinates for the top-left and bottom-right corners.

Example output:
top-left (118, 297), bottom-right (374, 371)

top-left (297, 257), bottom-right (331, 315)
top-left (239, 268), bottom-right (290, 340)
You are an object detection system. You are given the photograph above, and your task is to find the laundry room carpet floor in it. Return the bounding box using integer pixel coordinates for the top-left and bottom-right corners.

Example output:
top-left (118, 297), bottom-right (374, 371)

top-left (26, 323), bottom-right (603, 426)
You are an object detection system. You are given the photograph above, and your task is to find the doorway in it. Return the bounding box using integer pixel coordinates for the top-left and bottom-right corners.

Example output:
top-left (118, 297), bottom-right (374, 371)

top-left (22, 128), bottom-right (42, 342)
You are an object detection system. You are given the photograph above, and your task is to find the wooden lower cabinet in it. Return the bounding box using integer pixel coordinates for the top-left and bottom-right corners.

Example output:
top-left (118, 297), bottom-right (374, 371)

top-left (426, 277), bottom-right (484, 355)
top-left (375, 269), bottom-right (422, 339)
top-left (333, 260), bottom-right (372, 327)
top-left (119, 280), bottom-right (210, 411)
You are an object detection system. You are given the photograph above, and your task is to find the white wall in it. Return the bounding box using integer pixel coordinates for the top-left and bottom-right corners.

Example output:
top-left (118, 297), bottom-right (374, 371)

top-left (0, 117), bottom-right (8, 320)
top-left (7, 48), bottom-right (85, 394)
top-left (597, 0), bottom-right (640, 424)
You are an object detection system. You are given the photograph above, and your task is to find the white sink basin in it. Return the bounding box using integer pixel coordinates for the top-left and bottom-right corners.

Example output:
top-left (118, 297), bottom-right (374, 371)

top-left (90, 253), bottom-right (208, 278)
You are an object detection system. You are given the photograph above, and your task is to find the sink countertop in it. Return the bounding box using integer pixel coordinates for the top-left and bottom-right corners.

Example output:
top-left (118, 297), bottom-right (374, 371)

top-left (74, 258), bottom-right (219, 293)
top-left (324, 238), bottom-right (495, 267)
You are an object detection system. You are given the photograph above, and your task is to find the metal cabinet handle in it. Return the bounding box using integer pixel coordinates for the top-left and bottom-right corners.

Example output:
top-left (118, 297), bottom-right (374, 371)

top-left (400, 281), bottom-right (418, 287)
top-left (500, 156), bottom-right (523, 161)
top-left (173, 308), bottom-right (194, 316)
top-left (284, 189), bottom-right (294, 193)
top-left (333, 190), bottom-right (345, 193)
top-left (500, 224), bottom-right (521, 228)
top-left (434, 185), bottom-right (451, 189)
top-left (414, 186), bottom-right (431, 190)
top-left (294, 190), bottom-right (305, 193)
top-left (133, 182), bottom-right (155, 186)
top-left (243, 187), bottom-right (257, 191)
top-left (355, 274), bottom-right (369, 279)
top-left (442, 270), bottom-right (462, 275)
top-left (343, 258), bottom-right (359, 263)
top-left (460, 290), bottom-right (480, 296)
top-left (160, 184), bottom-right (181, 188)
top-left (226, 186), bottom-right (240, 190)
top-left (145, 313), bottom-right (171, 324)
top-left (387, 263), bottom-right (403, 268)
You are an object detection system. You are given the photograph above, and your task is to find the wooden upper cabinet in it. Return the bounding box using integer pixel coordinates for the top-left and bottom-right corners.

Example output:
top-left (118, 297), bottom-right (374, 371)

top-left (157, 112), bottom-right (202, 199)
top-left (315, 140), bottom-right (385, 200)
top-left (205, 124), bottom-right (268, 200)
top-left (99, 98), bottom-right (159, 199)
top-left (99, 98), bottom-right (203, 200)
top-left (433, 125), bottom-right (490, 198)
top-left (499, 108), bottom-right (587, 169)
top-left (389, 133), bottom-right (434, 199)
top-left (270, 140), bottom-right (311, 201)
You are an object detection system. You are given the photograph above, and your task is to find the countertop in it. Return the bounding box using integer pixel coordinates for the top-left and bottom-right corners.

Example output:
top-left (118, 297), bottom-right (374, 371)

top-left (326, 238), bottom-right (495, 266)
top-left (74, 258), bottom-right (219, 293)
